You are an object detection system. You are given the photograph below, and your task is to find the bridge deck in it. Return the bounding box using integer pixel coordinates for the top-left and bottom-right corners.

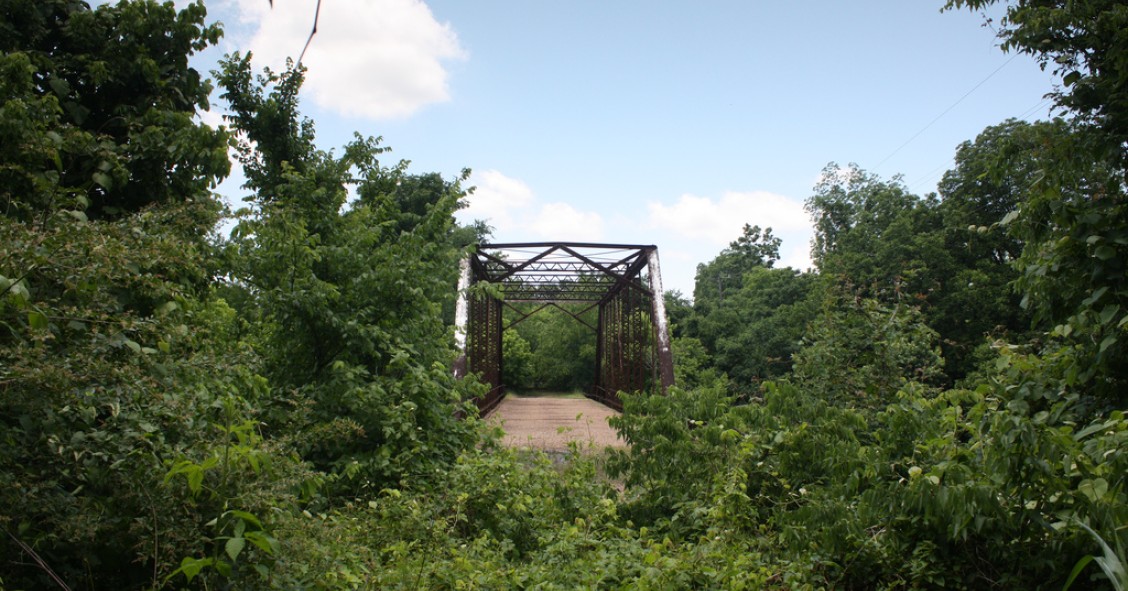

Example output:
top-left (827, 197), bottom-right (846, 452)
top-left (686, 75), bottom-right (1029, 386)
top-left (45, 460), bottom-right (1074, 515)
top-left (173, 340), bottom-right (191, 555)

top-left (485, 394), bottom-right (626, 452)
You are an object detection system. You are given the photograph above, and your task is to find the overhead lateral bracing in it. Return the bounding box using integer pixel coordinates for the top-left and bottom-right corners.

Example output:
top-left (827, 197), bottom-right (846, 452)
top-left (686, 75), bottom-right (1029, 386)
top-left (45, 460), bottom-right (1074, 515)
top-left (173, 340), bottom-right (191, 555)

top-left (453, 242), bottom-right (675, 413)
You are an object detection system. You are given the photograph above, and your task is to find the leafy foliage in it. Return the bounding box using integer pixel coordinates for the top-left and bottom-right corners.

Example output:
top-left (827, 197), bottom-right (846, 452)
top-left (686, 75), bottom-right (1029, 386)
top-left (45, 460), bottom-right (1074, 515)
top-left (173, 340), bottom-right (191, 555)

top-left (946, 0), bottom-right (1128, 410)
top-left (216, 53), bottom-right (481, 493)
top-left (503, 303), bottom-right (598, 391)
top-left (696, 266), bottom-right (818, 388)
top-left (501, 328), bottom-right (534, 388)
top-left (693, 223), bottom-right (781, 305)
top-left (945, 0), bottom-right (1128, 167)
top-left (3, 0), bottom-right (1128, 589)
top-left (0, 0), bottom-right (228, 220)
top-left (791, 292), bottom-right (945, 410)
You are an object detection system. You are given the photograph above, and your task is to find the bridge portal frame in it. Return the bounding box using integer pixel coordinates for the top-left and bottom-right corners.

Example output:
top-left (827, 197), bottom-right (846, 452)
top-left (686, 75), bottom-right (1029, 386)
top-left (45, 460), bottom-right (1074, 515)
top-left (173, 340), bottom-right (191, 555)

top-left (453, 242), bottom-right (674, 414)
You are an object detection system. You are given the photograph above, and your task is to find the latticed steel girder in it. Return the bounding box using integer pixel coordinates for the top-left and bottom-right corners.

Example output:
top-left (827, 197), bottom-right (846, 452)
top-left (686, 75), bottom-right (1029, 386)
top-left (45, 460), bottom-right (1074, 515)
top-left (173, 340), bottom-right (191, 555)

top-left (467, 242), bottom-right (653, 304)
top-left (453, 242), bottom-right (675, 412)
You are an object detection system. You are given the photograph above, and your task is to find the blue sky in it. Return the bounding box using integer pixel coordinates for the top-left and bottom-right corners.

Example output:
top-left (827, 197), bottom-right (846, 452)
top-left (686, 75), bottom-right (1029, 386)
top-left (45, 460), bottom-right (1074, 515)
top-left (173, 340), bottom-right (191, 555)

top-left (196, 0), bottom-right (1057, 296)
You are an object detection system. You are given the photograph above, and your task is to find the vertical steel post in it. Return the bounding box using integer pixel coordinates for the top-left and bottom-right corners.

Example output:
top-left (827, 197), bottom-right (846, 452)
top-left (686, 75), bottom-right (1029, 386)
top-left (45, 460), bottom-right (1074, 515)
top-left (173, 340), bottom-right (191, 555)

top-left (494, 295), bottom-right (504, 399)
top-left (594, 304), bottom-right (604, 398)
top-left (646, 248), bottom-right (676, 391)
top-left (453, 256), bottom-right (472, 378)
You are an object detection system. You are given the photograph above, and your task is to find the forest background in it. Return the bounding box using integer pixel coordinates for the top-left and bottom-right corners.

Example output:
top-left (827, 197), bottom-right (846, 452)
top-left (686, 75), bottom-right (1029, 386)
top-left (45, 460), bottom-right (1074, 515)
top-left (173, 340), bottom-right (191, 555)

top-left (1, 0), bottom-right (1126, 589)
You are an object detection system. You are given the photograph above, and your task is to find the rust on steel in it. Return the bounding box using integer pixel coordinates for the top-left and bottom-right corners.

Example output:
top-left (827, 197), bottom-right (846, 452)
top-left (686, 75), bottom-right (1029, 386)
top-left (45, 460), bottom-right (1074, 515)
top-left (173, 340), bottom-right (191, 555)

top-left (453, 242), bottom-right (675, 412)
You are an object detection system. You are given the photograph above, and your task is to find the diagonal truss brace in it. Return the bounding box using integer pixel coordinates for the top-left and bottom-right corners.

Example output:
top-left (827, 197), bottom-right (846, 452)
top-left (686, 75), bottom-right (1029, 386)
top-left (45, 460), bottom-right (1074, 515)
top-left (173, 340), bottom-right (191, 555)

top-left (453, 242), bottom-right (674, 412)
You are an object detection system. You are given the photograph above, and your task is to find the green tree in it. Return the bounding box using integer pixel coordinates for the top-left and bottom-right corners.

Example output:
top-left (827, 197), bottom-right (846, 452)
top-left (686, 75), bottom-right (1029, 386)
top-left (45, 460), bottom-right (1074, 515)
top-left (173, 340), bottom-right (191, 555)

top-left (807, 163), bottom-right (953, 303)
top-left (946, 0), bottom-right (1128, 168)
top-left (790, 292), bottom-right (945, 410)
top-left (217, 53), bottom-right (480, 491)
top-left (932, 118), bottom-right (1059, 379)
top-left (662, 289), bottom-right (693, 339)
top-left (0, 0), bottom-right (228, 221)
top-left (1007, 125), bottom-right (1127, 409)
top-left (506, 303), bottom-right (597, 391)
top-left (806, 161), bottom-right (1049, 383)
top-left (682, 225), bottom-right (816, 391)
top-left (0, 3), bottom-right (309, 588)
top-left (692, 267), bottom-right (817, 388)
top-left (693, 224), bottom-right (780, 306)
top-left (501, 328), bottom-right (534, 389)
top-left (947, 1), bottom-right (1128, 409)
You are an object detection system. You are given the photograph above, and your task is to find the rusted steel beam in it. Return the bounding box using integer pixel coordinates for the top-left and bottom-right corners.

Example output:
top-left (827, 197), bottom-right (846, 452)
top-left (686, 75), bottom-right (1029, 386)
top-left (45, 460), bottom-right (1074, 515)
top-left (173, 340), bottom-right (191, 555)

top-left (456, 242), bottom-right (675, 411)
top-left (597, 255), bottom-right (653, 306)
top-left (545, 302), bottom-right (598, 332)
top-left (493, 245), bottom-right (562, 281)
top-left (482, 241), bottom-right (656, 250)
top-left (557, 244), bottom-right (638, 281)
top-left (503, 302), bottom-right (553, 331)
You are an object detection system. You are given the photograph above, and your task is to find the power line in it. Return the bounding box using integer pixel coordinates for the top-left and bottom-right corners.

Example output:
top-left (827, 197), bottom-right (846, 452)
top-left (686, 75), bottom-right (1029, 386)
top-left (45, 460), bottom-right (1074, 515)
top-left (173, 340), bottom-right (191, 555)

top-left (906, 96), bottom-right (1054, 195)
top-left (908, 163), bottom-right (948, 194)
top-left (874, 53), bottom-right (1019, 172)
top-left (1016, 97), bottom-right (1053, 121)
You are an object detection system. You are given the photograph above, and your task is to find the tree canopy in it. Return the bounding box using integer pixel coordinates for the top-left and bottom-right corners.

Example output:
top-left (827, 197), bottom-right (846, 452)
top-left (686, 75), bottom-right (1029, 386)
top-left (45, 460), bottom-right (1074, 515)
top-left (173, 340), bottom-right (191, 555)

top-left (2, 0), bottom-right (1127, 589)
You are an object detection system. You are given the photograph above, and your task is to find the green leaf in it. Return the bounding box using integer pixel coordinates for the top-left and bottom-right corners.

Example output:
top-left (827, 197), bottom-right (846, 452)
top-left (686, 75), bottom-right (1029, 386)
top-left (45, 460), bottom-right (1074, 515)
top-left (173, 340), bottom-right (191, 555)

top-left (187, 467), bottom-right (204, 494)
top-left (1099, 305), bottom-right (1119, 326)
top-left (226, 510), bottom-right (264, 529)
top-left (7, 279), bottom-right (31, 304)
top-left (167, 556), bottom-right (214, 583)
top-left (225, 536), bottom-right (245, 562)
top-left (92, 171), bottom-right (113, 190)
top-left (1063, 555), bottom-right (1094, 591)
top-left (1078, 478), bottom-right (1108, 502)
top-left (28, 310), bottom-right (49, 330)
top-left (1083, 287), bottom-right (1110, 306)
top-left (1099, 336), bottom-right (1116, 354)
top-left (244, 530), bottom-right (279, 556)
top-left (1094, 245), bottom-right (1116, 260)
top-left (47, 76), bottom-right (70, 96)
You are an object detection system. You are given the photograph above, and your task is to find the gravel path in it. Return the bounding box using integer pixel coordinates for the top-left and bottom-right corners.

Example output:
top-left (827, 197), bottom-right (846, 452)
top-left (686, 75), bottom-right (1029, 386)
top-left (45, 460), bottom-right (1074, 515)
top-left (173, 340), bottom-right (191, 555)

top-left (486, 395), bottom-right (626, 452)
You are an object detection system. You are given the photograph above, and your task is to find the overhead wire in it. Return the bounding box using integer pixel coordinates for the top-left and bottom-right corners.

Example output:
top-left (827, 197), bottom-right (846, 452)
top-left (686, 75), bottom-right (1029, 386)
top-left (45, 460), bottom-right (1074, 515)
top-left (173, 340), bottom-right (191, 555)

top-left (906, 96), bottom-right (1055, 194)
top-left (873, 53), bottom-right (1019, 174)
top-left (1016, 97), bottom-right (1053, 121)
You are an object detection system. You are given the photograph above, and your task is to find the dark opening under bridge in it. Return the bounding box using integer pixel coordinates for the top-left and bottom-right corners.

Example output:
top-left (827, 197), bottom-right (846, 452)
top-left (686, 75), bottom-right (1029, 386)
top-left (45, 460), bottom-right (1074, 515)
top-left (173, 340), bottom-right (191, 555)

top-left (453, 242), bottom-right (675, 414)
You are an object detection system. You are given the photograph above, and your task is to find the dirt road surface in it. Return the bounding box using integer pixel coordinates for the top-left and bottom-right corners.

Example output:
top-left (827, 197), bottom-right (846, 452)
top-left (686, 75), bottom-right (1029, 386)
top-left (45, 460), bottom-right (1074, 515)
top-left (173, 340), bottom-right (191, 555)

top-left (486, 395), bottom-right (626, 452)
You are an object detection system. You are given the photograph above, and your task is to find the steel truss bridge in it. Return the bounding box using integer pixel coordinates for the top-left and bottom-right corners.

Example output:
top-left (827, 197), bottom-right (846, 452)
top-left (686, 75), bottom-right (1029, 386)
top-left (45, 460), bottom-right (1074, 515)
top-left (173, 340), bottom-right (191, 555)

top-left (453, 242), bottom-right (675, 414)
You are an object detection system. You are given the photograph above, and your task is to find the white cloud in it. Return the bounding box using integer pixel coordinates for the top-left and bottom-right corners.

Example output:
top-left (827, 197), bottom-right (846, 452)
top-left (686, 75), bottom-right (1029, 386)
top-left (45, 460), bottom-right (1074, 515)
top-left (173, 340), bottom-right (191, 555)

top-left (529, 203), bottom-right (604, 242)
top-left (456, 170), bottom-right (606, 243)
top-left (459, 169), bottom-right (534, 229)
top-left (232, 0), bottom-right (465, 119)
top-left (195, 106), bottom-right (226, 130)
top-left (779, 242), bottom-right (814, 272)
top-left (647, 190), bottom-right (810, 246)
top-left (642, 190), bottom-right (816, 293)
